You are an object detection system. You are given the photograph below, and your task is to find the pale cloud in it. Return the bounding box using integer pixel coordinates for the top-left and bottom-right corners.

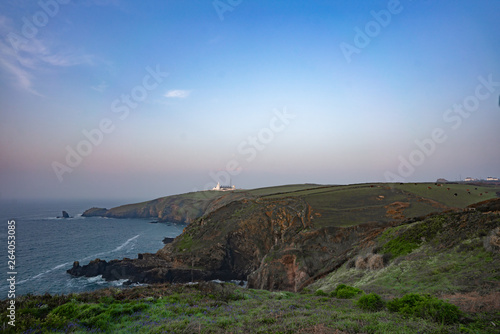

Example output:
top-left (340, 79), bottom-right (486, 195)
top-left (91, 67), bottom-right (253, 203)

top-left (91, 81), bottom-right (108, 93)
top-left (164, 89), bottom-right (191, 99)
top-left (0, 14), bottom-right (94, 96)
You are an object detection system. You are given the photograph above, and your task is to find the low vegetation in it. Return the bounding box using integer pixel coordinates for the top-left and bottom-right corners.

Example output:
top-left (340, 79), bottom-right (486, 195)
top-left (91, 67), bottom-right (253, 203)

top-left (356, 293), bottom-right (385, 312)
top-left (1, 282), bottom-right (497, 333)
top-left (387, 293), bottom-right (461, 324)
top-left (331, 284), bottom-right (363, 299)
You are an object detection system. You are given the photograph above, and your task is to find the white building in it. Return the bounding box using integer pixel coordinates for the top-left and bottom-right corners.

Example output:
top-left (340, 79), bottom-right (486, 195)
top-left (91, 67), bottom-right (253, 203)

top-left (487, 176), bottom-right (499, 181)
top-left (212, 182), bottom-right (236, 191)
top-left (464, 177), bottom-right (476, 182)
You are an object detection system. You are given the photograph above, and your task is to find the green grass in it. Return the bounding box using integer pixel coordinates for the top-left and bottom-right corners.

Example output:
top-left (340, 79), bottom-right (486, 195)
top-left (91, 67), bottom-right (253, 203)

top-left (245, 183), bottom-right (327, 197)
top-left (1, 282), bottom-right (496, 334)
top-left (176, 234), bottom-right (194, 252)
top-left (381, 216), bottom-right (446, 257)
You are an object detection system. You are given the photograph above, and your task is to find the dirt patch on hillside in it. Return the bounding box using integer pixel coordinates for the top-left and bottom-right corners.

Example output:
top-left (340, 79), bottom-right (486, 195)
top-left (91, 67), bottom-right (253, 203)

top-left (385, 202), bottom-right (410, 221)
top-left (442, 291), bottom-right (500, 313)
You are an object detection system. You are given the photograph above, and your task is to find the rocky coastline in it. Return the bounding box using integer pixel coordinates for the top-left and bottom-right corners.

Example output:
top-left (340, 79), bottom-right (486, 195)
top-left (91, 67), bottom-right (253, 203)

top-left (69, 184), bottom-right (500, 291)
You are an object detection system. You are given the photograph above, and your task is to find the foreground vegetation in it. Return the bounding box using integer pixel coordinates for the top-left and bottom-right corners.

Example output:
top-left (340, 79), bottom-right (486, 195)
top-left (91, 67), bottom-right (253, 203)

top-left (1, 281), bottom-right (498, 333)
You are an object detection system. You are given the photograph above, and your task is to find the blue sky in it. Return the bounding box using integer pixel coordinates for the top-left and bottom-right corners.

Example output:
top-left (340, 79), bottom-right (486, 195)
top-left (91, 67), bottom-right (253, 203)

top-left (1, 0), bottom-right (499, 200)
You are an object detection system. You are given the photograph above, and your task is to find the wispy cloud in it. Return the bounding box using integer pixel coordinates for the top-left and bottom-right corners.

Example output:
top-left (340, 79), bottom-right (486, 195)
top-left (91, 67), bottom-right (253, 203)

top-left (0, 14), bottom-right (94, 96)
top-left (91, 81), bottom-right (109, 93)
top-left (164, 89), bottom-right (191, 99)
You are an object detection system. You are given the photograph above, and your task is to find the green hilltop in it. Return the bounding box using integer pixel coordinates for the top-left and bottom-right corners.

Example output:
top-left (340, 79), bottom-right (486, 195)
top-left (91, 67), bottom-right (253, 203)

top-left (84, 182), bottom-right (500, 227)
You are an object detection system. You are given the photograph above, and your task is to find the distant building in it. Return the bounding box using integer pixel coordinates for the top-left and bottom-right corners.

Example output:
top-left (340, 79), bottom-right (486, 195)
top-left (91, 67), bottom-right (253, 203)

top-left (464, 177), bottom-right (477, 182)
top-left (436, 178), bottom-right (448, 183)
top-left (487, 176), bottom-right (499, 181)
top-left (212, 182), bottom-right (236, 191)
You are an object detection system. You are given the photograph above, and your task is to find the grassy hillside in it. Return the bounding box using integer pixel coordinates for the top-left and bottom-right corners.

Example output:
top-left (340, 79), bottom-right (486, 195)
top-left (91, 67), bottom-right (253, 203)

top-left (309, 209), bottom-right (500, 308)
top-left (2, 281), bottom-right (498, 334)
top-left (254, 182), bottom-right (500, 227)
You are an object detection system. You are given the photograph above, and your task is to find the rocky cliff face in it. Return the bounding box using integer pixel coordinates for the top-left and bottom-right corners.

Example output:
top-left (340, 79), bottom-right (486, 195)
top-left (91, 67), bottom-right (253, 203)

top-left (71, 196), bottom-right (390, 291)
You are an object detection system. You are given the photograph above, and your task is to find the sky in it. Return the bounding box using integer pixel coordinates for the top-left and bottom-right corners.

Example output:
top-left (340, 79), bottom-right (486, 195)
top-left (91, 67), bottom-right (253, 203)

top-left (1, 0), bottom-right (499, 201)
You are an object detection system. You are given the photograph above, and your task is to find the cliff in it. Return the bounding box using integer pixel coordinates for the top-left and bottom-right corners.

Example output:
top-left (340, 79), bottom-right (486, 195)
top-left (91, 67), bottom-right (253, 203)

top-left (82, 191), bottom-right (249, 224)
top-left (71, 183), bottom-right (500, 291)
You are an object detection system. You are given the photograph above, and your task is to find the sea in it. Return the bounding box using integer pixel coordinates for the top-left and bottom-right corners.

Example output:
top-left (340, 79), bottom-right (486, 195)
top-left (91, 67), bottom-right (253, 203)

top-left (0, 199), bottom-right (184, 297)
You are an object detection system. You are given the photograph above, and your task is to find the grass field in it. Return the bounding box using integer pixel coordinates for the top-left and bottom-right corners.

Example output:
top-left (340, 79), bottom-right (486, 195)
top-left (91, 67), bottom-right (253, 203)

top-left (243, 183), bottom-right (500, 227)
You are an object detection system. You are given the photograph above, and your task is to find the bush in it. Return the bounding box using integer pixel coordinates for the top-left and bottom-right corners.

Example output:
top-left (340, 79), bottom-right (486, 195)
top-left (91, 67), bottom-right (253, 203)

top-left (381, 237), bottom-right (419, 257)
top-left (356, 293), bottom-right (385, 312)
top-left (331, 284), bottom-right (363, 299)
top-left (314, 289), bottom-right (328, 296)
top-left (387, 293), bottom-right (461, 324)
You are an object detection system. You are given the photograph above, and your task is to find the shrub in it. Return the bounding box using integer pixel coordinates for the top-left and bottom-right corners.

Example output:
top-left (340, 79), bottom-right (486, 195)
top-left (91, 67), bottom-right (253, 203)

top-left (356, 293), bottom-right (385, 311)
top-left (381, 237), bottom-right (419, 257)
top-left (331, 284), bottom-right (363, 299)
top-left (387, 293), bottom-right (461, 324)
top-left (314, 289), bottom-right (328, 296)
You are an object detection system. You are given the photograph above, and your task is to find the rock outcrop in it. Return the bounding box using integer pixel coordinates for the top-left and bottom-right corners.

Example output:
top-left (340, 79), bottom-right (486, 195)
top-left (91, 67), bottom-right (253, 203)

top-left (67, 254), bottom-right (241, 284)
top-left (162, 237), bottom-right (175, 244)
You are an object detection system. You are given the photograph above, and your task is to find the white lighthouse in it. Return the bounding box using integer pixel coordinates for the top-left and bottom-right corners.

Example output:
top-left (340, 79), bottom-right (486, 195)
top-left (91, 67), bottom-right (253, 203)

top-left (212, 181), bottom-right (236, 191)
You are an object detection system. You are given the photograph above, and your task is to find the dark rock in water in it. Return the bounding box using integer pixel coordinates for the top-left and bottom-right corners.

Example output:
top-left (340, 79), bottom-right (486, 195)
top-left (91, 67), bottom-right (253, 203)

top-left (67, 254), bottom-right (241, 284)
top-left (162, 237), bottom-right (175, 244)
top-left (82, 207), bottom-right (108, 217)
top-left (57, 211), bottom-right (71, 218)
top-left (149, 221), bottom-right (158, 224)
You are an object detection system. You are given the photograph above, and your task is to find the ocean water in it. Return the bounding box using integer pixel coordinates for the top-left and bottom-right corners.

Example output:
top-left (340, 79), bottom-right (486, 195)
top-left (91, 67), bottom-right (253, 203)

top-left (0, 199), bottom-right (184, 296)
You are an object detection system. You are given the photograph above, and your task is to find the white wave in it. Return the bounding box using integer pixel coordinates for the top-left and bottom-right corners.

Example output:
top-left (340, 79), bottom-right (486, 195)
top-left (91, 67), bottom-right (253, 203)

top-left (87, 275), bottom-right (104, 283)
top-left (82, 275), bottom-right (128, 287)
top-left (112, 234), bottom-right (140, 252)
top-left (54, 262), bottom-right (73, 270)
top-left (78, 234), bottom-right (141, 263)
top-left (128, 282), bottom-right (147, 288)
top-left (16, 261), bottom-right (74, 285)
top-left (14, 235), bottom-right (140, 287)
top-left (110, 279), bottom-right (129, 286)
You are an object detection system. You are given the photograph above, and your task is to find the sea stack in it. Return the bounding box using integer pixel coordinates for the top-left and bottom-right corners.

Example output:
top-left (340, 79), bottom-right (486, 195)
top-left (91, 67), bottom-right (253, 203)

top-left (57, 211), bottom-right (71, 218)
